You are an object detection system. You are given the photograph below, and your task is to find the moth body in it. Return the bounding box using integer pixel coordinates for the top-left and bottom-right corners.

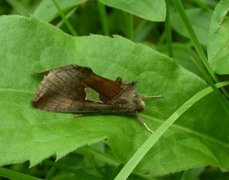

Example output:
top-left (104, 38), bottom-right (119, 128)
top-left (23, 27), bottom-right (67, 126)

top-left (32, 64), bottom-right (145, 115)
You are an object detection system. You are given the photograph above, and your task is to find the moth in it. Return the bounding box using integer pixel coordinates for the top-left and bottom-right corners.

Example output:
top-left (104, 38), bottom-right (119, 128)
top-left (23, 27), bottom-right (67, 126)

top-left (32, 64), bottom-right (157, 132)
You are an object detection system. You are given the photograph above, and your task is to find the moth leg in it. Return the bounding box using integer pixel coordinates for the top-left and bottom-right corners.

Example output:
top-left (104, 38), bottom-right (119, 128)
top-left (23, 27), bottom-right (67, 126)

top-left (136, 113), bottom-right (154, 133)
top-left (142, 95), bottom-right (163, 100)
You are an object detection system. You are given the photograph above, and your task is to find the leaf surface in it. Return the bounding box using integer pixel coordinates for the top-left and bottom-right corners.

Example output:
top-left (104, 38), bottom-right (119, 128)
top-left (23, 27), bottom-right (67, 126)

top-left (99, 0), bottom-right (166, 21)
top-left (208, 0), bottom-right (229, 74)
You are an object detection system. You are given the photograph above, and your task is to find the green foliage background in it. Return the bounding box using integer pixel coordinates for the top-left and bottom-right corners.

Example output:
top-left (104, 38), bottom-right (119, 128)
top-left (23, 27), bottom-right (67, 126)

top-left (0, 0), bottom-right (228, 179)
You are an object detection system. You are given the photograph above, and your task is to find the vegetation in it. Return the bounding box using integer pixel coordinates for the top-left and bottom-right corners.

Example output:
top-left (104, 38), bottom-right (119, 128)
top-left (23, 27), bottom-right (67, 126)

top-left (0, 0), bottom-right (228, 179)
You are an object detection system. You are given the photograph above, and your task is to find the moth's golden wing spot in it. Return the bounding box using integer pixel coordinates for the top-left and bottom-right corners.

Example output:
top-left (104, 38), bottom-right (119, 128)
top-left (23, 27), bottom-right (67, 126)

top-left (84, 87), bottom-right (101, 102)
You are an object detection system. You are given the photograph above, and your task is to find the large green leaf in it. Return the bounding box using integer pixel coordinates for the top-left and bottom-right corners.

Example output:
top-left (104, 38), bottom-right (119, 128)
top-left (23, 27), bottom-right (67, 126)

top-left (208, 0), bottom-right (229, 74)
top-left (0, 15), bottom-right (228, 177)
top-left (99, 0), bottom-right (166, 21)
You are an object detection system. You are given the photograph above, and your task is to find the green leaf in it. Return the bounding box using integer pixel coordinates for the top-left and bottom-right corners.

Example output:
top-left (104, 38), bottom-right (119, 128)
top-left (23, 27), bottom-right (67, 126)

top-left (208, 0), bottom-right (229, 74)
top-left (33, 0), bottom-right (86, 22)
top-left (0, 15), bottom-right (228, 177)
top-left (171, 8), bottom-right (212, 45)
top-left (99, 0), bottom-right (166, 21)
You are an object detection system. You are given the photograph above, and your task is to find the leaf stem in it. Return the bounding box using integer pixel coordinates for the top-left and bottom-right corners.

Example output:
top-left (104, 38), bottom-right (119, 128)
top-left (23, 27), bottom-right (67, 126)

top-left (165, 0), bottom-right (173, 57)
top-left (52, 0), bottom-right (78, 36)
top-left (97, 2), bottom-right (110, 36)
top-left (125, 13), bottom-right (134, 40)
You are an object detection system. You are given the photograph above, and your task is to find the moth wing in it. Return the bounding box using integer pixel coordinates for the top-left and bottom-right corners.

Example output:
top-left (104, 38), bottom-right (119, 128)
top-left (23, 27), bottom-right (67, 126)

top-left (32, 64), bottom-right (126, 113)
top-left (32, 65), bottom-right (90, 111)
top-left (83, 73), bottom-right (123, 103)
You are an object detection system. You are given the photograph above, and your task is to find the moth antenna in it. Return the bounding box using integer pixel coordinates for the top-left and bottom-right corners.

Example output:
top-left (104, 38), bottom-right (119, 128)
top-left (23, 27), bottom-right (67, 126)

top-left (136, 113), bottom-right (154, 133)
top-left (142, 95), bottom-right (163, 100)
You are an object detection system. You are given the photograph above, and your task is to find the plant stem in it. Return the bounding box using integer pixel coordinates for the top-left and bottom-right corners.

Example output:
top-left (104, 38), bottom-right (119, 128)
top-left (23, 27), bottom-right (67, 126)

top-left (52, 0), bottom-right (78, 36)
top-left (97, 2), bottom-right (110, 36)
top-left (125, 13), bottom-right (134, 40)
top-left (165, 0), bottom-right (173, 57)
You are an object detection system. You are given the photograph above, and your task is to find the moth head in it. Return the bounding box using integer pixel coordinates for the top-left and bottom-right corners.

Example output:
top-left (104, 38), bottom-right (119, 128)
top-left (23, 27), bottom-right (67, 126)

top-left (119, 81), bottom-right (145, 112)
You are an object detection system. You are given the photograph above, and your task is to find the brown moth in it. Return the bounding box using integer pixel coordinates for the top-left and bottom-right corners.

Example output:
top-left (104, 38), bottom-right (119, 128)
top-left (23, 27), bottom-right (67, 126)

top-left (32, 64), bottom-right (154, 132)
